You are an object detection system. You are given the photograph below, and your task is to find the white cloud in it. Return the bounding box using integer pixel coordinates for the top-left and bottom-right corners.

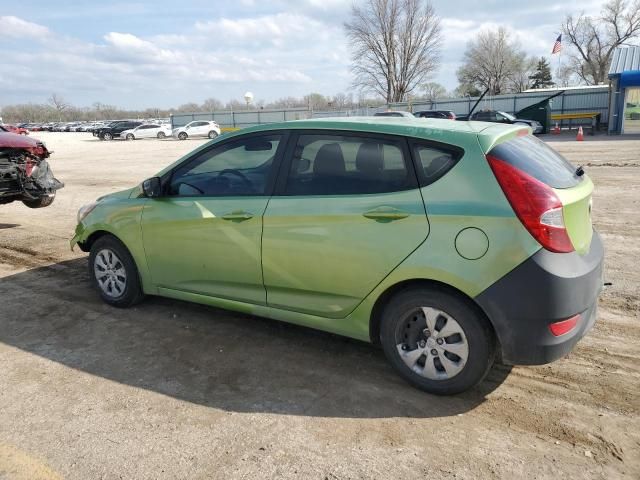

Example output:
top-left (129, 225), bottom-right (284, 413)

top-left (0, 13), bottom-right (331, 107)
top-left (195, 12), bottom-right (336, 48)
top-left (0, 15), bottom-right (50, 39)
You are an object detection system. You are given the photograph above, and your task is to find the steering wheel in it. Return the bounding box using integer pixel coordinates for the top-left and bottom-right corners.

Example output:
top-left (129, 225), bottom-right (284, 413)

top-left (218, 169), bottom-right (253, 189)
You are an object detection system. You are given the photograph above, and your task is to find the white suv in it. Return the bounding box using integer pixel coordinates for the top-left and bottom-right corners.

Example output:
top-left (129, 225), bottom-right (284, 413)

top-left (172, 121), bottom-right (221, 140)
top-left (121, 124), bottom-right (173, 140)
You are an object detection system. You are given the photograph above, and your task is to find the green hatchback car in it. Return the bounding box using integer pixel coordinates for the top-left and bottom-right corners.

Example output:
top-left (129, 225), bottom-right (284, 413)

top-left (72, 118), bottom-right (604, 395)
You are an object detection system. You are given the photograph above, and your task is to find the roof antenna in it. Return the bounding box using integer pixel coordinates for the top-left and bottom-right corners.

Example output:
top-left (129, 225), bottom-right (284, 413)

top-left (468, 88), bottom-right (490, 119)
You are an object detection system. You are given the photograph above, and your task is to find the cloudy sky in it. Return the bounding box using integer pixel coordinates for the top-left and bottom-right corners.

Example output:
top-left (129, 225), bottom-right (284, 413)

top-left (0, 0), bottom-right (604, 109)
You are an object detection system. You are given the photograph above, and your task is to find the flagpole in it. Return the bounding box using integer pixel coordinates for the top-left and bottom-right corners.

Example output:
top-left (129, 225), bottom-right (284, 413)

top-left (558, 40), bottom-right (561, 83)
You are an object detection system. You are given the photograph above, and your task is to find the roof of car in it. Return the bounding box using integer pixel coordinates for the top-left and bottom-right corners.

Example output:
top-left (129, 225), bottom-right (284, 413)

top-left (240, 116), bottom-right (514, 135)
top-left (218, 117), bottom-right (530, 155)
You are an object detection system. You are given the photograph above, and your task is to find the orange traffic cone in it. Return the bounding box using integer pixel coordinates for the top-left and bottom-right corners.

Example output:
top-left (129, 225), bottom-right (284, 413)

top-left (576, 126), bottom-right (584, 141)
top-left (553, 123), bottom-right (560, 135)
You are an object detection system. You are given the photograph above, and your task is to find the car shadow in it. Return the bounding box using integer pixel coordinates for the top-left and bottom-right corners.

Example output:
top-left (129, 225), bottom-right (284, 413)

top-left (0, 258), bottom-right (511, 419)
top-left (0, 223), bottom-right (20, 230)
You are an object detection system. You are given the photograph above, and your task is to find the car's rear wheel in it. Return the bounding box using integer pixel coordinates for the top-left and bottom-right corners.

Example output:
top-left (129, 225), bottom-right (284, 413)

top-left (22, 194), bottom-right (55, 209)
top-left (208, 130), bottom-right (218, 139)
top-left (157, 132), bottom-right (166, 139)
top-left (125, 133), bottom-right (135, 141)
top-left (379, 287), bottom-right (495, 395)
top-left (178, 132), bottom-right (188, 140)
top-left (103, 132), bottom-right (113, 141)
top-left (89, 235), bottom-right (145, 308)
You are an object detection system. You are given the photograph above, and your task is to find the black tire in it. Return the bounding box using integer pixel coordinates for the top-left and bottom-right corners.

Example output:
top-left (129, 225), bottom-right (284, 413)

top-left (207, 130), bottom-right (218, 139)
top-left (126, 133), bottom-right (135, 140)
top-left (89, 235), bottom-right (145, 308)
top-left (178, 132), bottom-right (188, 140)
top-left (22, 194), bottom-right (55, 208)
top-left (379, 287), bottom-right (495, 395)
top-left (157, 132), bottom-right (166, 139)
top-left (103, 132), bottom-right (113, 141)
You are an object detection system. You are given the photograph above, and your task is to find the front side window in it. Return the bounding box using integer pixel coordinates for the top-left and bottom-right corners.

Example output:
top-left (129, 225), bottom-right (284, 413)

top-left (169, 134), bottom-right (282, 196)
top-left (284, 134), bottom-right (415, 195)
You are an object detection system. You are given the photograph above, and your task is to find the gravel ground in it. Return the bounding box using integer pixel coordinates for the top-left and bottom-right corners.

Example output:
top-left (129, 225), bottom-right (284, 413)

top-left (0, 132), bottom-right (638, 479)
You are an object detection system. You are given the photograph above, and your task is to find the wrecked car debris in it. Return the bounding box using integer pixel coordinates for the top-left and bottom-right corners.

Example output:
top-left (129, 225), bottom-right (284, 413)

top-left (0, 130), bottom-right (64, 208)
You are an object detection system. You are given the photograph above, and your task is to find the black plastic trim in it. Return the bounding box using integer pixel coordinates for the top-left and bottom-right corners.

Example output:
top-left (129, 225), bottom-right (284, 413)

top-left (475, 231), bottom-right (604, 365)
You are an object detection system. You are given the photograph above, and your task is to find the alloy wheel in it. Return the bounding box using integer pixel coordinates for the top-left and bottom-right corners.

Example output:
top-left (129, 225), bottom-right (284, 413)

top-left (396, 307), bottom-right (469, 380)
top-left (93, 248), bottom-right (127, 298)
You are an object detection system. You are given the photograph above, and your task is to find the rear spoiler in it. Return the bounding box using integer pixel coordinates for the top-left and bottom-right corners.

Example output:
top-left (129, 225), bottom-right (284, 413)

top-left (476, 124), bottom-right (532, 153)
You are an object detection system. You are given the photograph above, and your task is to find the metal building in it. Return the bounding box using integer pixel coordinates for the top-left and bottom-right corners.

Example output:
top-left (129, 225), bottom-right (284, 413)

top-left (608, 45), bottom-right (640, 134)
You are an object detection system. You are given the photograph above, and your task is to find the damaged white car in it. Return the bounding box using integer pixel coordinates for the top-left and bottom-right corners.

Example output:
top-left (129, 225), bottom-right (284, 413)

top-left (0, 130), bottom-right (64, 208)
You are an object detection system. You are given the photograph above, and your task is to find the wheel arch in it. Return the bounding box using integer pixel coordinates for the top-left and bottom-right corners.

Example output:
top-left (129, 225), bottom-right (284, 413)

top-left (369, 278), bottom-right (500, 351)
top-left (79, 229), bottom-right (124, 253)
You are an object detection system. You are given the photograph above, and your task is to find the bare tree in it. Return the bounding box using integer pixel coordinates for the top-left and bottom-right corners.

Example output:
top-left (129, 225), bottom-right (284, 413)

top-left (456, 27), bottom-right (530, 95)
top-left (562, 0), bottom-right (640, 85)
top-left (47, 93), bottom-right (70, 120)
top-left (421, 82), bottom-right (447, 101)
top-left (555, 64), bottom-right (578, 87)
top-left (510, 57), bottom-right (538, 92)
top-left (177, 102), bottom-right (201, 112)
top-left (345, 0), bottom-right (442, 103)
top-left (201, 98), bottom-right (223, 112)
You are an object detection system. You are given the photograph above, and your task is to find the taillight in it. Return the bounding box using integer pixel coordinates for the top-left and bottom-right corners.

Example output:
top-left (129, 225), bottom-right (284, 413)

top-left (487, 155), bottom-right (574, 253)
top-left (549, 314), bottom-right (580, 336)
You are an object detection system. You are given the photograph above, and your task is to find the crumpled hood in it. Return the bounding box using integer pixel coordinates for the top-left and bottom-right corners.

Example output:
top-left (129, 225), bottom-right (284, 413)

top-left (0, 131), bottom-right (49, 158)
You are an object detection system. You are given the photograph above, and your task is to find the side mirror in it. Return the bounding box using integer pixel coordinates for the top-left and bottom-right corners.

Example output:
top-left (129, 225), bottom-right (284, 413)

top-left (142, 177), bottom-right (162, 198)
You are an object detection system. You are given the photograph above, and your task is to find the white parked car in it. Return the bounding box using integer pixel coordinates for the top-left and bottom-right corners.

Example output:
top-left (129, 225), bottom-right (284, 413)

top-left (121, 124), bottom-right (173, 140)
top-left (172, 121), bottom-right (220, 140)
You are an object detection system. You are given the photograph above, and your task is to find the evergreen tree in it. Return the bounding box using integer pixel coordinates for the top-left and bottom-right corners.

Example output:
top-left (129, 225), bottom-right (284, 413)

top-left (529, 57), bottom-right (554, 89)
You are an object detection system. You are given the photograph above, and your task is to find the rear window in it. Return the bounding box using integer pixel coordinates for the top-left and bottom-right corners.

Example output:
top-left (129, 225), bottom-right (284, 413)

top-left (489, 135), bottom-right (581, 188)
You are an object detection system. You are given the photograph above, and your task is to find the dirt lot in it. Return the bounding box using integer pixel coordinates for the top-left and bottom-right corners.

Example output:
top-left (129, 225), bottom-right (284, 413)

top-left (0, 131), bottom-right (638, 479)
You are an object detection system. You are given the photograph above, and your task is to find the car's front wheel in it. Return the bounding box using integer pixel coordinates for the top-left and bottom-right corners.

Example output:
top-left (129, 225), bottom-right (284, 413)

top-left (157, 132), bottom-right (166, 139)
top-left (178, 132), bottom-right (188, 140)
top-left (125, 133), bottom-right (135, 140)
top-left (380, 287), bottom-right (495, 395)
top-left (89, 235), bottom-right (145, 308)
top-left (102, 132), bottom-right (113, 141)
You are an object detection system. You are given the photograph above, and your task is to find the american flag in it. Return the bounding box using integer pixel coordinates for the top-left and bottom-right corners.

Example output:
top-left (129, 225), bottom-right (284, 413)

top-left (552, 34), bottom-right (562, 54)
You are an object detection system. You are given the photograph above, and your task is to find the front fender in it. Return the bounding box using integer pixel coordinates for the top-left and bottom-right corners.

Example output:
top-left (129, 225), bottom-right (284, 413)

top-left (71, 198), bottom-right (156, 294)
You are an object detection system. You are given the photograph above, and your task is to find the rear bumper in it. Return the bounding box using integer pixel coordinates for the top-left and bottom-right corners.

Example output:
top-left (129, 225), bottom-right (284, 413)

top-left (475, 230), bottom-right (604, 365)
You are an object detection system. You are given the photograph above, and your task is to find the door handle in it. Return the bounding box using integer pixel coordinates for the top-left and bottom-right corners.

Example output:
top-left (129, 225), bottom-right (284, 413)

top-left (363, 206), bottom-right (410, 221)
top-left (222, 211), bottom-right (254, 221)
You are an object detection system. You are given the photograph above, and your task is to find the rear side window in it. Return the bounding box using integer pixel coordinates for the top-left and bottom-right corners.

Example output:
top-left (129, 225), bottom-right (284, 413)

top-left (489, 135), bottom-right (580, 188)
top-left (283, 134), bottom-right (416, 195)
top-left (410, 142), bottom-right (463, 187)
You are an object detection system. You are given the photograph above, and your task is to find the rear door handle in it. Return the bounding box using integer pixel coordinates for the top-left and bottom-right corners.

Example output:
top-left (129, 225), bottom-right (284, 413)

top-left (222, 211), bottom-right (254, 221)
top-left (363, 206), bottom-right (410, 221)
